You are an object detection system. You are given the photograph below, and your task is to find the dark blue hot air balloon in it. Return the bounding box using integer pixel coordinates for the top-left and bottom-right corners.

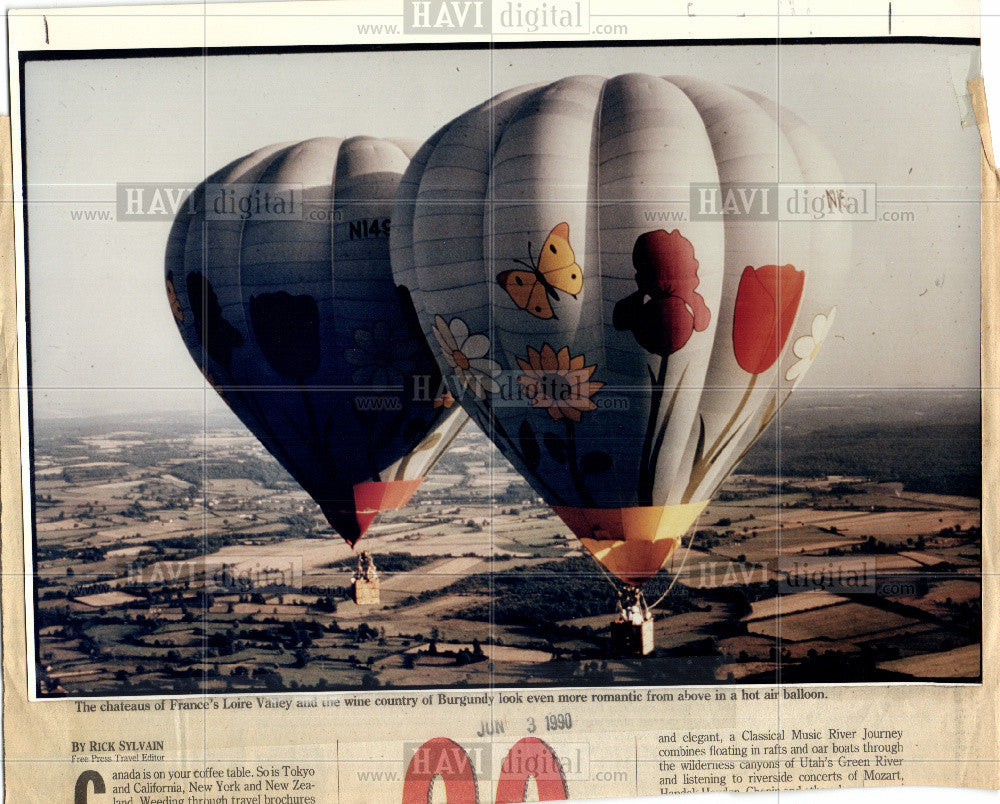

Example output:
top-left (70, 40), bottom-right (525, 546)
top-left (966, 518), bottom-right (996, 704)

top-left (165, 137), bottom-right (466, 552)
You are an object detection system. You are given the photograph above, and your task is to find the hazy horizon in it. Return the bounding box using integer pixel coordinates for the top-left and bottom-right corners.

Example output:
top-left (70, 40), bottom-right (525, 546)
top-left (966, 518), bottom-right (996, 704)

top-left (31, 387), bottom-right (981, 430)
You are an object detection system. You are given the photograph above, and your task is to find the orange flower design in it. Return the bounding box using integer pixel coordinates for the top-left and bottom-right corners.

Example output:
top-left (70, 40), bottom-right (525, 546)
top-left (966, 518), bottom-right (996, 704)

top-left (433, 391), bottom-right (456, 409)
top-left (516, 344), bottom-right (603, 422)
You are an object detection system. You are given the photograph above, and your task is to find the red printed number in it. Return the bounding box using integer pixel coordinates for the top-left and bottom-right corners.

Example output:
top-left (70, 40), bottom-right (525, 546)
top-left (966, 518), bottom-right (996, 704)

top-left (402, 736), bottom-right (568, 804)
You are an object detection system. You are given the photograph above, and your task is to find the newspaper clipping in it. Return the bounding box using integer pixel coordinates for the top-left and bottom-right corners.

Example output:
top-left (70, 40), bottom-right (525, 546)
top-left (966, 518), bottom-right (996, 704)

top-left (2, 1), bottom-right (997, 801)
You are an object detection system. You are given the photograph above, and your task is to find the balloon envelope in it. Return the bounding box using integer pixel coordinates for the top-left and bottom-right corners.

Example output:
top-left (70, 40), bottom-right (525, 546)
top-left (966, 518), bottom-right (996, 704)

top-left (166, 136), bottom-right (466, 546)
top-left (392, 75), bottom-right (850, 585)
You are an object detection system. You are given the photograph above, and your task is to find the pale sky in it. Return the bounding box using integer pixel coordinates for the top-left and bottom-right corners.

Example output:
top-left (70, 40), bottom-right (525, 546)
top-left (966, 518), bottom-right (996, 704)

top-left (21, 43), bottom-right (982, 419)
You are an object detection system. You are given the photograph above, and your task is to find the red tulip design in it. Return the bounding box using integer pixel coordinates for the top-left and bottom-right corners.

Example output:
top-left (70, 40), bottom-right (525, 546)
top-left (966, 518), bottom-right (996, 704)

top-left (732, 264), bottom-right (805, 374)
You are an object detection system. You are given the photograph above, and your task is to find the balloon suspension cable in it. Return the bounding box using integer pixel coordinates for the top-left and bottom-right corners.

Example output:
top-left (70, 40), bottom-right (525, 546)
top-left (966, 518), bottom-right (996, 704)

top-left (591, 554), bottom-right (625, 595)
top-left (647, 510), bottom-right (704, 612)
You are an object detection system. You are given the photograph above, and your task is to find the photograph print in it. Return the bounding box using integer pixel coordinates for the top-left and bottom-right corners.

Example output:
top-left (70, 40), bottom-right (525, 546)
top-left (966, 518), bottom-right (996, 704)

top-left (21, 39), bottom-right (982, 697)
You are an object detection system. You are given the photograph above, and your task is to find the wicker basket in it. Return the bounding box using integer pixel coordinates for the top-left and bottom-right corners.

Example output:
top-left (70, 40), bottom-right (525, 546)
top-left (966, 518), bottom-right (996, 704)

top-left (352, 575), bottom-right (380, 605)
top-left (610, 616), bottom-right (654, 655)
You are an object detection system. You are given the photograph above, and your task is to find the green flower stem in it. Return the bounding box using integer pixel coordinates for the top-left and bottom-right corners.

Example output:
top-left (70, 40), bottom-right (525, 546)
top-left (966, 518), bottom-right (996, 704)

top-left (564, 418), bottom-right (597, 508)
top-left (638, 357), bottom-right (669, 505)
top-left (481, 398), bottom-right (567, 507)
top-left (706, 387), bottom-right (790, 499)
top-left (681, 372), bottom-right (758, 503)
top-left (645, 364), bottom-right (688, 505)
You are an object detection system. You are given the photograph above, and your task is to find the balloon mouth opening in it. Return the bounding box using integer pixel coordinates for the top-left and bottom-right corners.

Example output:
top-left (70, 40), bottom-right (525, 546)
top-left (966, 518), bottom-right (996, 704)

top-left (316, 478), bottom-right (425, 545)
top-left (553, 501), bottom-right (709, 586)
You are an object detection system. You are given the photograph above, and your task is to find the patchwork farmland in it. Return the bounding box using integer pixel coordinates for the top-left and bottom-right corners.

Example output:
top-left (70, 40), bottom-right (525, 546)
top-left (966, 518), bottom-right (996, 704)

top-left (31, 391), bottom-right (982, 695)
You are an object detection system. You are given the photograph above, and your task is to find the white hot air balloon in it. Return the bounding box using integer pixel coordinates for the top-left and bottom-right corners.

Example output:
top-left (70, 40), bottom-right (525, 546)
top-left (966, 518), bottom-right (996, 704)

top-left (391, 74), bottom-right (850, 638)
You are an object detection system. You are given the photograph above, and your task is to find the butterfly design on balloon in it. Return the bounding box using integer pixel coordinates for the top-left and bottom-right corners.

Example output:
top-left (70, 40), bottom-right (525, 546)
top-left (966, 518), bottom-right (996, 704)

top-left (496, 222), bottom-right (583, 319)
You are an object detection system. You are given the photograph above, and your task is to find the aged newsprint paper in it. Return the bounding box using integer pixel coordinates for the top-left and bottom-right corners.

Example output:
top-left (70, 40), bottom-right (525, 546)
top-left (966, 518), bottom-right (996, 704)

top-left (2, 1), bottom-right (998, 801)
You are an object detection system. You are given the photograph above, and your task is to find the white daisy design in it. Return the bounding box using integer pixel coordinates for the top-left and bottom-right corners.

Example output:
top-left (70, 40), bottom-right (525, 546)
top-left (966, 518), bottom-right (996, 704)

top-left (432, 315), bottom-right (501, 399)
top-left (785, 308), bottom-right (837, 387)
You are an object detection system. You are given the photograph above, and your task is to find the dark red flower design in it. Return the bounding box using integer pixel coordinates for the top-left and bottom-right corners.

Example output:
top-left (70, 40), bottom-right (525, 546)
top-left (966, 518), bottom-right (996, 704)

top-left (613, 229), bottom-right (711, 356)
top-left (732, 264), bottom-right (805, 374)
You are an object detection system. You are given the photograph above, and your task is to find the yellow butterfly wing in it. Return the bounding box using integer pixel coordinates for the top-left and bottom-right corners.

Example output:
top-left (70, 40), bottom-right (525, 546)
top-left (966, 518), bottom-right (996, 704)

top-left (537, 222), bottom-right (583, 296)
top-left (524, 280), bottom-right (555, 319)
top-left (497, 269), bottom-right (555, 319)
